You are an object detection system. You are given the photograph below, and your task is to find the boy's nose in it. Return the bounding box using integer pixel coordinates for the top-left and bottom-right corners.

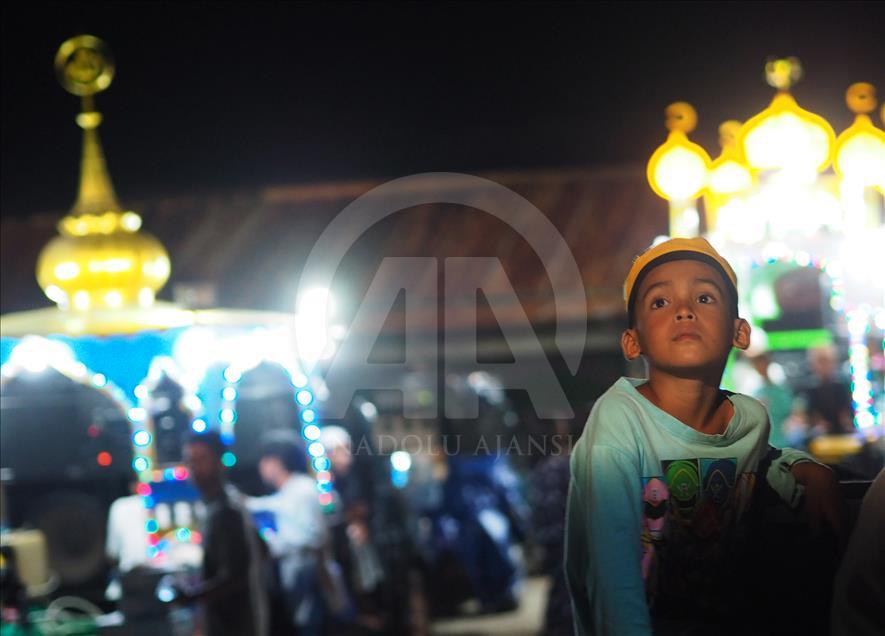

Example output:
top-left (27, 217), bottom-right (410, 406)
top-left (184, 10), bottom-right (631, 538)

top-left (675, 304), bottom-right (695, 320)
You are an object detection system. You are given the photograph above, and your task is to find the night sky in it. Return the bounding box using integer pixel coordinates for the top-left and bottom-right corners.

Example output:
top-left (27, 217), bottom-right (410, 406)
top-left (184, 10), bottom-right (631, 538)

top-left (2, 1), bottom-right (883, 218)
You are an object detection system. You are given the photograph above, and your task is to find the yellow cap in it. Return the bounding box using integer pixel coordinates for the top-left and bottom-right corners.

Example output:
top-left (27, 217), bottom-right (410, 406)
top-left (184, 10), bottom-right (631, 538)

top-left (624, 237), bottom-right (738, 322)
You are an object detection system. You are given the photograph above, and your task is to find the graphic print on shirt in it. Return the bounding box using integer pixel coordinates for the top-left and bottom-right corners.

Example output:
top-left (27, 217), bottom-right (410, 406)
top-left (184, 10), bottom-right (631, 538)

top-left (693, 458), bottom-right (737, 539)
top-left (640, 476), bottom-right (669, 585)
top-left (643, 457), bottom-right (747, 609)
top-left (662, 459), bottom-right (700, 523)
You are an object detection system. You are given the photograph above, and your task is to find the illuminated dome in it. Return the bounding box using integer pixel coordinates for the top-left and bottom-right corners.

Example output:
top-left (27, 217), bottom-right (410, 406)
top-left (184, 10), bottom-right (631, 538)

top-left (36, 36), bottom-right (170, 312)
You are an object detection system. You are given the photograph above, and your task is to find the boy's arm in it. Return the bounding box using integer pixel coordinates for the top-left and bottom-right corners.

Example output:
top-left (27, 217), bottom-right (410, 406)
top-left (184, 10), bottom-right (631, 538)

top-left (765, 446), bottom-right (846, 544)
top-left (764, 446), bottom-right (822, 508)
top-left (566, 443), bottom-right (651, 636)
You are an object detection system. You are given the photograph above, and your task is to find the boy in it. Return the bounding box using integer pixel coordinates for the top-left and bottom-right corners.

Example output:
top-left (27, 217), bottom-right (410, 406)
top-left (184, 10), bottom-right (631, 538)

top-left (565, 237), bottom-right (844, 635)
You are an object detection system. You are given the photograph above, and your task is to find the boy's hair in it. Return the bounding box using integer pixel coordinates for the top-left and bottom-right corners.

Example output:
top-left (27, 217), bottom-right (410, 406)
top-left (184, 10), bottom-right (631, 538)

top-left (624, 237), bottom-right (739, 326)
top-left (186, 430), bottom-right (226, 459)
top-left (257, 430), bottom-right (308, 474)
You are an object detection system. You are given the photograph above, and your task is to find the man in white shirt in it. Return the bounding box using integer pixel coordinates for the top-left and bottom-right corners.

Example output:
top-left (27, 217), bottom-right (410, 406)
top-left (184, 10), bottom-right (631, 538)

top-left (246, 430), bottom-right (327, 635)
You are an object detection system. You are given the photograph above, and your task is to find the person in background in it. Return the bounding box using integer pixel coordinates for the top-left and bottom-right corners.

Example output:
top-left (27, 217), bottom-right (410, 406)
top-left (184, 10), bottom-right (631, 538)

top-left (745, 351), bottom-right (799, 448)
top-left (805, 345), bottom-right (854, 436)
top-left (321, 425), bottom-right (386, 634)
top-left (529, 413), bottom-right (587, 635)
top-left (179, 431), bottom-right (268, 636)
top-left (246, 430), bottom-right (327, 636)
top-left (831, 468), bottom-right (885, 636)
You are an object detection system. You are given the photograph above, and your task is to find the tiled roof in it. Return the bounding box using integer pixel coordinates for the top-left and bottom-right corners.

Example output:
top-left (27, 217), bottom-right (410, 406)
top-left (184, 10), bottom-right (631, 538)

top-left (1, 165), bottom-right (667, 329)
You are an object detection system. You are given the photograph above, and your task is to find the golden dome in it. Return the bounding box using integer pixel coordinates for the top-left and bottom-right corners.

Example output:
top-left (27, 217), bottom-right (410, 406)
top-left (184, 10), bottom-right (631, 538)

top-left (37, 36), bottom-right (170, 311)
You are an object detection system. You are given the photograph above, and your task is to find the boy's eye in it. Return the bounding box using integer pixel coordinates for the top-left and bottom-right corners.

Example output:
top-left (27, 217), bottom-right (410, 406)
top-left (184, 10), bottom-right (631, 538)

top-left (697, 293), bottom-right (716, 304)
top-left (650, 298), bottom-right (668, 309)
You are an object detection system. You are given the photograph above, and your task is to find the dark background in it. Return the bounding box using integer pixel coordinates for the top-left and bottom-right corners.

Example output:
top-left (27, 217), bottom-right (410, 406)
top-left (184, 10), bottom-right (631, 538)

top-left (2, 1), bottom-right (883, 218)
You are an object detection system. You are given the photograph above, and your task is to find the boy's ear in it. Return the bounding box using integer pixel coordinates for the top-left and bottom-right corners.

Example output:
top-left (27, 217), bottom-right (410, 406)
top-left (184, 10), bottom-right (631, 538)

top-left (732, 318), bottom-right (751, 350)
top-left (621, 329), bottom-right (642, 360)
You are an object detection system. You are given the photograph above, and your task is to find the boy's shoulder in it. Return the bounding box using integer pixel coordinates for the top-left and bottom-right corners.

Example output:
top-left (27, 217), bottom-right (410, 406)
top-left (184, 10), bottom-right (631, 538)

top-left (590, 377), bottom-right (646, 418)
top-left (577, 378), bottom-right (649, 448)
top-left (725, 390), bottom-right (771, 425)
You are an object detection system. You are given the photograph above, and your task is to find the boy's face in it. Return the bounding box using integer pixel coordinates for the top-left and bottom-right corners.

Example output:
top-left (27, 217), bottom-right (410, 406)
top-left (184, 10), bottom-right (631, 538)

top-left (621, 259), bottom-right (750, 379)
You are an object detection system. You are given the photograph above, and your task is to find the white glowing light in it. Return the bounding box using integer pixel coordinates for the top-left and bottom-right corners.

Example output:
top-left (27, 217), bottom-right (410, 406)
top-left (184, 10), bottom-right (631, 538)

top-left (121, 212), bottom-right (143, 232)
top-left (92, 373), bottom-right (107, 387)
top-left (89, 259), bottom-right (132, 274)
top-left (653, 147), bottom-right (709, 200)
top-left (54, 261), bottom-right (80, 280)
top-left (133, 430), bottom-right (152, 446)
top-left (716, 198), bottom-right (766, 245)
top-left (856, 411), bottom-right (875, 429)
top-left (836, 132), bottom-right (885, 188)
top-left (296, 288), bottom-right (334, 366)
top-left (391, 451), bottom-right (412, 472)
top-left (220, 408), bottom-right (236, 424)
top-left (223, 366), bottom-right (242, 383)
top-left (138, 288), bottom-right (155, 307)
top-left (743, 111), bottom-right (831, 173)
top-left (296, 390), bottom-right (314, 406)
top-left (751, 286), bottom-right (779, 320)
top-left (291, 373), bottom-right (308, 388)
top-left (192, 419), bottom-right (207, 433)
top-left (135, 384), bottom-right (149, 400)
top-left (73, 291), bottom-right (91, 311)
top-left (44, 285), bottom-right (67, 304)
top-left (672, 206), bottom-right (700, 238)
top-left (708, 159), bottom-right (752, 195)
top-left (308, 442), bottom-right (325, 458)
top-left (651, 235), bottom-right (670, 247)
top-left (359, 401), bottom-right (378, 421)
top-left (174, 329), bottom-right (219, 383)
top-left (129, 408), bottom-right (147, 422)
top-left (10, 337), bottom-right (77, 374)
top-left (104, 291), bottom-right (124, 308)
top-left (303, 424), bottom-right (321, 441)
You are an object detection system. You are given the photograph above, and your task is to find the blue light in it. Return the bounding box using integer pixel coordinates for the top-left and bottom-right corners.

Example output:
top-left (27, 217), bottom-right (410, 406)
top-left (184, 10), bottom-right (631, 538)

top-left (164, 468), bottom-right (176, 481)
top-left (313, 457), bottom-right (330, 472)
top-left (145, 519), bottom-right (159, 533)
top-left (301, 409), bottom-right (317, 423)
top-left (296, 390), bottom-right (314, 406)
top-left (221, 432), bottom-right (235, 446)
top-left (392, 472), bottom-right (409, 489)
top-left (142, 496), bottom-right (155, 509)
top-left (222, 452), bottom-right (237, 467)
top-left (133, 456), bottom-right (150, 472)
